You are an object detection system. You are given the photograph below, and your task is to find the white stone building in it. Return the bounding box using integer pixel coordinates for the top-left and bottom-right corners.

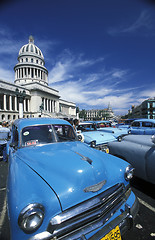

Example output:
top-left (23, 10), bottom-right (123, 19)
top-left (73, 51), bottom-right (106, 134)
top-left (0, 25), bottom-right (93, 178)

top-left (0, 36), bottom-right (76, 122)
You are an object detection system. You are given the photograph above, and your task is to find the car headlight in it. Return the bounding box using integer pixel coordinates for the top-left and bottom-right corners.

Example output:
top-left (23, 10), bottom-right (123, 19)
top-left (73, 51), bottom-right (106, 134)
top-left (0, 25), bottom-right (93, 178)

top-left (18, 203), bottom-right (44, 233)
top-left (124, 165), bottom-right (134, 181)
top-left (104, 147), bottom-right (109, 154)
top-left (90, 140), bottom-right (96, 148)
top-left (151, 134), bottom-right (155, 144)
top-left (117, 136), bottom-right (122, 142)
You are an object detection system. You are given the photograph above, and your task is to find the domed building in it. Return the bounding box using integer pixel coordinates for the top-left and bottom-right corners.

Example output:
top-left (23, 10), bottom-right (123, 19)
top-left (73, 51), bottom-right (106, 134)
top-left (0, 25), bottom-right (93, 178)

top-left (14, 36), bottom-right (48, 86)
top-left (0, 36), bottom-right (76, 122)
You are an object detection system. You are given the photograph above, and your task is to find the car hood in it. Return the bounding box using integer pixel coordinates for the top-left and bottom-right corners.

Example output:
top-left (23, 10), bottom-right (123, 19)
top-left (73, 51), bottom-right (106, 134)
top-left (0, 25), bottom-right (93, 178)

top-left (16, 141), bottom-right (122, 211)
top-left (123, 134), bottom-right (155, 147)
top-left (82, 131), bottom-right (116, 144)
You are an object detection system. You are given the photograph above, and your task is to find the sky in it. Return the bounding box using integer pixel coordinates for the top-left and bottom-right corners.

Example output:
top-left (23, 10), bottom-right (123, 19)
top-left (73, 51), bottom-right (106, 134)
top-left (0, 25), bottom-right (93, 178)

top-left (0, 0), bottom-right (155, 115)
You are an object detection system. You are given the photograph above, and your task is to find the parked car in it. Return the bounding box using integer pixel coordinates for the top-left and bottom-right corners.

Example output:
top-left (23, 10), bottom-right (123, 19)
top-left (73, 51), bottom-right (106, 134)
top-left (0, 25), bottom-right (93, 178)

top-left (116, 119), bottom-right (135, 129)
top-left (7, 118), bottom-right (138, 240)
top-left (129, 119), bottom-right (155, 135)
top-left (108, 134), bottom-right (155, 184)
top-left (94, 121), bottom-right (129, 141)
top-left (77, 122), bottom-right (117, 152)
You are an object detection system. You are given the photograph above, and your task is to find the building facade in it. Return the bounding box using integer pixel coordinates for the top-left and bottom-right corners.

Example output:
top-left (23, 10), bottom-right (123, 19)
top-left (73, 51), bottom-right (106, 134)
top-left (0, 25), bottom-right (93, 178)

top-left (82, 104), bottom-right (115, 121)
top-left (127, 98), bottom-right (155, 119)
top-left (0, 36), bottom-right (76, 122)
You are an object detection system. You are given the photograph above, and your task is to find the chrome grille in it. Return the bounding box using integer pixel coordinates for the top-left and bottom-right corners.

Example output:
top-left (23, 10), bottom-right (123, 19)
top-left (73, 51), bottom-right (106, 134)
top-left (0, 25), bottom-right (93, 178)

top-left (47, 183), bottom-right (130, 240)
top-left (95, 144), bottom-right (108, 151)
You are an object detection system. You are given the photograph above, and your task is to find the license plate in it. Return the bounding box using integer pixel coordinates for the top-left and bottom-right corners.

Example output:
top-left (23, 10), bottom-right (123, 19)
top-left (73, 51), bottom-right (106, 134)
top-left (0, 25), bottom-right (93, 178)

top-left (101, 226), bottom-right (121, 240)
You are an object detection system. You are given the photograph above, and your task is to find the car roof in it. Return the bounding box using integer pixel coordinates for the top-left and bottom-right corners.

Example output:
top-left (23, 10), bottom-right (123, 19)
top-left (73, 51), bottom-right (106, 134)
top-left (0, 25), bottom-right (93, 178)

top-left (94, 120), bottom-right (110, 123)
top-left (133, 118), bottom-right (155, 123)
top-left (13, 118), bottom-right (70, 131)
top-left (79, 122), bottom-right (93, 125)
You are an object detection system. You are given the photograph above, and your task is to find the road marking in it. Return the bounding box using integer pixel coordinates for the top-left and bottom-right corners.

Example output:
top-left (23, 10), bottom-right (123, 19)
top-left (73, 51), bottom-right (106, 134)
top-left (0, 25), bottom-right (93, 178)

top-left (138, 197), bottom-right (155, 213)
top-left (0, 194), bottom-right (7, 228)
top-left (0, 187), bottom-right (6, 191)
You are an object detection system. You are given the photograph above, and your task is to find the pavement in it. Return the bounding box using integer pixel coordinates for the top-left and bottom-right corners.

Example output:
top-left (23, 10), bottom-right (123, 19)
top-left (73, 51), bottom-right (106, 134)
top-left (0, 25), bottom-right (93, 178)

top-left (0, 160), bottom-right (10, 240)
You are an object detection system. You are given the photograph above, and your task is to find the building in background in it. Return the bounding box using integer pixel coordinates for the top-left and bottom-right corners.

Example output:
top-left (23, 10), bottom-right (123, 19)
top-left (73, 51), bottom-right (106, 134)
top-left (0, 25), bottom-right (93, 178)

top-left (80, 104), bottom-right (115, 121)
top-left (126, 98), bottom-right (155, 119)
top-left (0, 36), bottom-right (76, 122)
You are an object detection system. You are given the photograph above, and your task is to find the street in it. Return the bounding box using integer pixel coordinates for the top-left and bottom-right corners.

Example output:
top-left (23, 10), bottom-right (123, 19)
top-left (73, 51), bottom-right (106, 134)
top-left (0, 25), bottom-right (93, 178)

top-left (0, 161), bottom-right (155, 240)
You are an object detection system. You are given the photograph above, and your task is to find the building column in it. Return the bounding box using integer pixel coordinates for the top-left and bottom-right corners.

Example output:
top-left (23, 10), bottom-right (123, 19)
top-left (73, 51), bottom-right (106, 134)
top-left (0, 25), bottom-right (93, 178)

top-left (52, 101), bottom-right (55, 112)
top-left (56, 101), bottom-right (59, 113)
top-left (23, 67), bottom-right (26, 78)
top-left (30, 68), bottom-right (32, 78)
top-left (23, 99), bottom-right (26, 112)
top-left (19, 69), bottom-right (21, 78)
top-left (3, 94), bottom-right (6, 110)
top-left (26, 68), bottom-right (28, 77)
top-left (15, 96), bottom-right (17, 111)
top-left (33, 68), bottom-right (35, 78)
top-left (47, 99), bottom-right (49, 112)
top-left (27, 99), bottom-right (30, 112)
top-left (43, 98), bottom-right (45, 110)
top-left (49, 100), bottom-right (51, 112)
top-left (9, 95), bottom-right (12, 111)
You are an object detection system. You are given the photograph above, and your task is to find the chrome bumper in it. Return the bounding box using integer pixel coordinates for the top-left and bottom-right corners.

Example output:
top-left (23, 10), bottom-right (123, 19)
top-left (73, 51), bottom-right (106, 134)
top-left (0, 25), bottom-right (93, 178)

top-left (28, 197), bottom-right (139, 240)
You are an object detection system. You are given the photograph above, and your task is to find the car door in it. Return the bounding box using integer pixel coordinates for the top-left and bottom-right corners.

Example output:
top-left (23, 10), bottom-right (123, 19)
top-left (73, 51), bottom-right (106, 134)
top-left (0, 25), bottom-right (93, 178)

top-left (131, 121), bottom-right (141, 134)
top-left (142, 121), bottom-right (153, 135)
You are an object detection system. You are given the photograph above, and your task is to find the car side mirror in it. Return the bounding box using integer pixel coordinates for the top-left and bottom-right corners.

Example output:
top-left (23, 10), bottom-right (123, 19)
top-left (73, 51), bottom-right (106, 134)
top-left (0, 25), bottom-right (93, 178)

top-left (151, 135), bottom-right (155, 144)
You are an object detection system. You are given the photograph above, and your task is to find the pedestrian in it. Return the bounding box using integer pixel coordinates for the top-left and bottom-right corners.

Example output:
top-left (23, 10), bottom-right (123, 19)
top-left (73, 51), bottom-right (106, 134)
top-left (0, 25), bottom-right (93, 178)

top-left (0, 121), bottom-right (11, 162)
top-left (73, 119), bottom-right (79, 132)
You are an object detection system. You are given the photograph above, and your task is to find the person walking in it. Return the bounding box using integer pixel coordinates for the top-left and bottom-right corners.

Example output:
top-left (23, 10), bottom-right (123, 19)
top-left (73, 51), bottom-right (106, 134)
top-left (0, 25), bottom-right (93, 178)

top-left (73, 119), bottom-right (79, 132)
top-left (0, 121), bottom-right (11, 162)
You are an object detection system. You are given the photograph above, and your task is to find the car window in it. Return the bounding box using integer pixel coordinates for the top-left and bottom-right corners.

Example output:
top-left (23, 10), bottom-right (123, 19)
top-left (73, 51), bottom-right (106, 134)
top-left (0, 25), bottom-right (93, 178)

top-left (97, 122), bottom-right (111, 128)
top-left (77, 124), bottom-right (94, 131)
top-left (22, 125), bottom-right (55, 147)
top-left (131, 122), bottom-right (140, 127)
top-left (53, 124), bottom-right (76, 141)
top-left (12, 127), bottom-right (18, 146)
top-left (21, 124), bottom-right (76, 147)
top-left (142, 122), bottom-right (153, 128)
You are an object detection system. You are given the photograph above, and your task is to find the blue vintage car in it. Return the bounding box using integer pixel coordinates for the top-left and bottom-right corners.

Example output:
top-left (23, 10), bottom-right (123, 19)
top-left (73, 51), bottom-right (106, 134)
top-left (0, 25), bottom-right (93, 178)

top-left (108, 134), bottom-right (155, 184)
top-left (129, 119), bottom-right (155, 135)
top-left (7, 118), bottom-right (138, 240)
top-left (116, 119), bottom-right (135, 129)
top-left (94, 121), bottom-right (129, 140)
top-left (77, 122), bottom-right (117, 152)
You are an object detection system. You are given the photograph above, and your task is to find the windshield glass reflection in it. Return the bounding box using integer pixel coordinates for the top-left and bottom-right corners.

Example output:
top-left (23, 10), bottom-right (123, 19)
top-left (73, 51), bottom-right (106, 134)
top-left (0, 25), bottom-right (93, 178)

top-left (21, 124), bottom-right (76, 147)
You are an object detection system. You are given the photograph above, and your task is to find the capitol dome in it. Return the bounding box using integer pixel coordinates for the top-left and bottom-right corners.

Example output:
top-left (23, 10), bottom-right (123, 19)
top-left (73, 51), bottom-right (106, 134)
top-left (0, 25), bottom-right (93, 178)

top-left (18, 36), bottom-right (44, 60)
top-left (14, 36), bottom-right (48, 86)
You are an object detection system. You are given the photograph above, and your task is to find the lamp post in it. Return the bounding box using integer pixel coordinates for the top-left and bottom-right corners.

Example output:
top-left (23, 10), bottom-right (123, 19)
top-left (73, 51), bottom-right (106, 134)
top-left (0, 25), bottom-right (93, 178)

top-left (15, 88), bottom-right (26, 118)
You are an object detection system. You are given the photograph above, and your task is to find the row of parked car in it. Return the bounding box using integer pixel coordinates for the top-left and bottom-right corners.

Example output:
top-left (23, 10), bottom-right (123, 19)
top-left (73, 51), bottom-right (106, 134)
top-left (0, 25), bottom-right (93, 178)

top-left (6, 117), bottom-right (155, 240)
top-left (77, 119), bottom-right (155, 185)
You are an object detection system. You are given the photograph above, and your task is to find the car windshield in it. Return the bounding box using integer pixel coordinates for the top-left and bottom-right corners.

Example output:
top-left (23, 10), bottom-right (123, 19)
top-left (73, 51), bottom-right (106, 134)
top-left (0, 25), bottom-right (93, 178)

top-left (21, 124), bottom-right (76, 147)
top-left (77, 124), bottom-right (96, 132)
top-left (96, 122), bottom-right (111, 128)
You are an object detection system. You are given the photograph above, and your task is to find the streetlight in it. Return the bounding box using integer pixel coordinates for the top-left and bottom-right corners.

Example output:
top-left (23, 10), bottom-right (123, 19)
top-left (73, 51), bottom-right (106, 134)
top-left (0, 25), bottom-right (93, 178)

top-left (15, 88), bottom-right (26, 118)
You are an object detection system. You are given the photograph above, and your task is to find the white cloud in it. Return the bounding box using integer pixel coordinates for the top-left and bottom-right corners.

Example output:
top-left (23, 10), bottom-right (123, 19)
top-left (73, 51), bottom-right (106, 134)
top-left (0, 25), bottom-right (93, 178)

top-left (108, 10), bottom-right (154, 36)
top-left (48, 51), bottom-right (104, 84)
top-left (122, 10), bottom-right (153, 33)
top-left (50, 53), bottom-right (155, 115)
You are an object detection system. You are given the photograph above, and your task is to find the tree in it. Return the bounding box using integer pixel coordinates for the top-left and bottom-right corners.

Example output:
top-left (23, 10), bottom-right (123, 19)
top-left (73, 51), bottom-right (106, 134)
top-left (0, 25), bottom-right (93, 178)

top-left (79, 109), bottom-right (87, 120)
